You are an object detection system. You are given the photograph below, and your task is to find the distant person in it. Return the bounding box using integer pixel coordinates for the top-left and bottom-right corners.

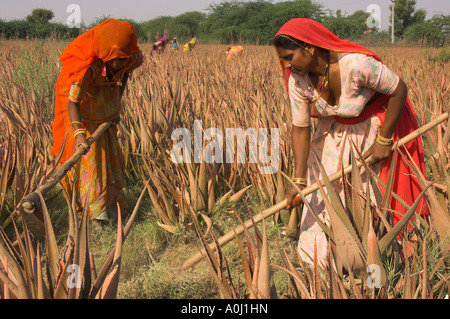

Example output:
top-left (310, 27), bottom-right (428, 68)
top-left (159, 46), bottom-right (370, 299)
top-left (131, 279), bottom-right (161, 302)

top-left (226, 46), bottom-right (244, 61)
top-left (184, 37), bottom-right (197, 52)
top-left (157, 35), bottom-right (170, 53)
top-left (51, 19), bottom-right (143, 224)
top-left (152, 35), bottom-right (170, 55)
top-left (274, 18), bottom-right (430, 266)
top-left (170, 37), bottom-right (179, 51)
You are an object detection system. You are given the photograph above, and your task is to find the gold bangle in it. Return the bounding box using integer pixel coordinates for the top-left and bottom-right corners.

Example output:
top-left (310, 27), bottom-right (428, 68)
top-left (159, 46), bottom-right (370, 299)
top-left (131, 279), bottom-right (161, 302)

top-left (71, 121), bottom-right (83, 126)
top-left (377, 133), bottom-right (393, 143)
top-left (375, 138), bottom-right (392, 146)
top-left (74, 131), bottom-right (86, 138)
top-left (292, 177), bottom-right (307, 186)
top-left (73, 129), bottom-right (86, 138)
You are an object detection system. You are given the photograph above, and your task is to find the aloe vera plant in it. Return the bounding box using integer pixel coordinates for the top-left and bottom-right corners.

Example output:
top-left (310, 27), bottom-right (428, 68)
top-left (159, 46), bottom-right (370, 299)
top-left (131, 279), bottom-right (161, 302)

top-left (1, 41), bottom-right (449, 299)
top-left (0, 178), bottom-right (148, 299)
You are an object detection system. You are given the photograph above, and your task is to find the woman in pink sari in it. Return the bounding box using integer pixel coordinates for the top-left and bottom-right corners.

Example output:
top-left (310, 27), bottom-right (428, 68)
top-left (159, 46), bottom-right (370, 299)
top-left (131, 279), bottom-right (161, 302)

top-left (274, 18), bottom-right (430, 266)
top-left (151, 35), bottom-right (170, 54)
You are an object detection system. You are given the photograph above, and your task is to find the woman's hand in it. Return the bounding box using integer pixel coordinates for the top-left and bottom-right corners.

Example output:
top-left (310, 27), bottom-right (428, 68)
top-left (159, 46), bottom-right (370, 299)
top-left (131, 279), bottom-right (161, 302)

top-left (75, 134), bottom-right (90, 152)
top-left (112, 116), bottom-right (121, 126)
top-left (363, 140), bottom-right (392, 164)
top-left (285, 184), bottom-right (306, 210)
top-left (286, 126), bottom-right (311, 209)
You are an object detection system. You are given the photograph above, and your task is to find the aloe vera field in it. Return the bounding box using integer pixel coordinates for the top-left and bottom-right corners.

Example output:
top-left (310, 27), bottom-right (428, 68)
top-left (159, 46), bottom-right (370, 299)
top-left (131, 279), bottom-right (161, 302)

top-left (0, 39), bottom-right (449, 300)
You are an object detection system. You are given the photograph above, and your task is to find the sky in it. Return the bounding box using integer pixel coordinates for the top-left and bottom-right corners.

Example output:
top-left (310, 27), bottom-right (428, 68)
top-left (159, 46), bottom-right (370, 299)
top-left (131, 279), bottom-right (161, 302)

top-left (0, 0), bottom-right (449, 30)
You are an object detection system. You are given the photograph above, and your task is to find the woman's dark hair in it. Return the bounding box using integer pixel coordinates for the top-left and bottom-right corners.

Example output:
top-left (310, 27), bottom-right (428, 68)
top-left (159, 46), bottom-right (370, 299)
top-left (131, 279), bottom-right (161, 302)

top-left (274, 34), bottom-right (330, 61)
top-left (273, 34), bottom-right (307, 51)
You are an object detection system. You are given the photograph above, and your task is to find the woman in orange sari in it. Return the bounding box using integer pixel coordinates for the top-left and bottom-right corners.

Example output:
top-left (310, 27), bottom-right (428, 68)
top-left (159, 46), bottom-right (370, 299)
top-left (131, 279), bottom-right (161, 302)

top-left (226, 46), bottom-right (244, 61)
top-left (274, 19), bottom-right (430, 266)
top-left (51, 19), bottom-right (143, 222)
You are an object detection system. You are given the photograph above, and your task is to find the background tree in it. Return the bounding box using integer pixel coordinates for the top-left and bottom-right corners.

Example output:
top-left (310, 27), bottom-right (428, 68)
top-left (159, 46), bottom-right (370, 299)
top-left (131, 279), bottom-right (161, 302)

top-left (323, 9), bottom-right (371, 40)
top-left (0, 2), bottom-right (448, 45)
top-left (141, 16), bottom-right (175, 42)
top-left (268, 0), bottom-right (324, 30)
top-left (0, 19), bottom-right (30, 39)
top-left (26, 8), bottom-right (54, 25)
top-left (239, 1), bottom-right (275, 44)
top-left (389, 0), bottom-right (426, 39)
top-left (141, 12), bottom-right (206, 43)
top-left (202, 1), bottom-right (252, 43)
top-left (202, 0), bottom-right (324, 44)
top-left (173, 11), bottom-right (206, 38)
top-left (404, 13), bottom-right (450, 46)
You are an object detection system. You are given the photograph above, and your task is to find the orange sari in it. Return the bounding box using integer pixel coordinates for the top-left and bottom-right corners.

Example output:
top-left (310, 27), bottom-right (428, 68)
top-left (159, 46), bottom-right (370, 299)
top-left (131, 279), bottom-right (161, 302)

top-left (226, 46), bottom-right (244, 61)
top-left (51, 19), bottom-right (142, 220)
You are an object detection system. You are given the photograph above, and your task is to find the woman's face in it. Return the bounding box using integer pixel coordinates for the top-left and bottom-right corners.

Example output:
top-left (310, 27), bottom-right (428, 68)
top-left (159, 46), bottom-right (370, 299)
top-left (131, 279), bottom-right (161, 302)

top-left (276, 46), bottom-right (312, 76)
top-left (107, 57), bottom-right (129, 72)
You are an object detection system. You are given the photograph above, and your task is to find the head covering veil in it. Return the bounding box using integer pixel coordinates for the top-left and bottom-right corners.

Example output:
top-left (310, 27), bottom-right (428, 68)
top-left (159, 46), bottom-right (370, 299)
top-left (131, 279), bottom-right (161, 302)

top-left (274, 18), bottom-right (381, 92)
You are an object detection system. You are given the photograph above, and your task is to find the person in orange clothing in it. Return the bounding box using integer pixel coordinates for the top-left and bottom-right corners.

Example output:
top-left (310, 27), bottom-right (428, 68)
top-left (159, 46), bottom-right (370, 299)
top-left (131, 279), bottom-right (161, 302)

top-left (226, 46), bottom-right (244, 61)
top-left (51, 19), bottom-right (143, 223)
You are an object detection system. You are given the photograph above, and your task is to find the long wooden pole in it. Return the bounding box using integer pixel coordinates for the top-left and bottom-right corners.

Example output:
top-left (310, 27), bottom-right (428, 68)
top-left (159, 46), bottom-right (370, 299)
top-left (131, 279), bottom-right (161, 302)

top-left (181, 112), bottom-right (449, 271)
top-left (21, 121), bottom-right (113, 215)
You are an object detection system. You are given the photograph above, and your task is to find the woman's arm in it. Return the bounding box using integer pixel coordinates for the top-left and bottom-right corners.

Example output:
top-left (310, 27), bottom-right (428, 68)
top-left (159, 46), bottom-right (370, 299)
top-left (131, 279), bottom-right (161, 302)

top-left (379, 78), bottom-right (407, 139)
top-left (68, 100), bottom-right (90, 151)
top-left (364, 78), bottom-right (408, 163)
top-left (285, 125), bottom-right (311, 208)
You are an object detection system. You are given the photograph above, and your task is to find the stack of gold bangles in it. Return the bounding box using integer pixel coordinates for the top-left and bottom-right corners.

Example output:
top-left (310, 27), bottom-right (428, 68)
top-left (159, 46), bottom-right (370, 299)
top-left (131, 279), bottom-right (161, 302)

top-left (72, 121), bottom-right (86, 138)
top-left (293, 177), bottom-right (307, 187)
top-left (74, 128), bottom-right (86, 138)
top-left (376, 133), bottom-right (394, 146)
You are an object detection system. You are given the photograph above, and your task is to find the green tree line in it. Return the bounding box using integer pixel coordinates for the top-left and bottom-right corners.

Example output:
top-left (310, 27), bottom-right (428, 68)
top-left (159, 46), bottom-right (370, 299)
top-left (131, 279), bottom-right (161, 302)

top-left (1, 1), bottom-right (448, 46)
top-left (0, 8), bottom-right (80, 39)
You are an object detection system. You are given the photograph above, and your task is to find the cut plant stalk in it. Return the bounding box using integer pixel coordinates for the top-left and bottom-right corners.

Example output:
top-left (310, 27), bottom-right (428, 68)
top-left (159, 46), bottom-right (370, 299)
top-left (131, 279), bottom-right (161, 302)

top-left (181, 111), bottom-right (449, 271)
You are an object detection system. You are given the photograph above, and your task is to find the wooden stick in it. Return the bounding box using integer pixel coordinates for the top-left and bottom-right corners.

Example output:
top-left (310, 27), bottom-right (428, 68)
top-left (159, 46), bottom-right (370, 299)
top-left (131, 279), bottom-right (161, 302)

top-left (180, 112), bottom-right (449, 271)
top-left (21, 121), bottom-right (113, 214)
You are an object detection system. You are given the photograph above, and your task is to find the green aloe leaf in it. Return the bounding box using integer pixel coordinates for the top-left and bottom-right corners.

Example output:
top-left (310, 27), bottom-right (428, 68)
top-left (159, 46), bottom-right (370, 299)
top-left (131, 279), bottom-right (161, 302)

top-left (349, 146), bottom-right (367, 239)
top-left (278, 170), bottom-right (333, 242)
top-left (378, 184), bottom-right (430, 255)
top-left (399, 148), bottom-right (450, 264)
top-left (37, 190), bottom-right (59, 287)
top-left (311, 163), bottom-right (365, 271)
top-left (312, 152), bottom-right (365, 255)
